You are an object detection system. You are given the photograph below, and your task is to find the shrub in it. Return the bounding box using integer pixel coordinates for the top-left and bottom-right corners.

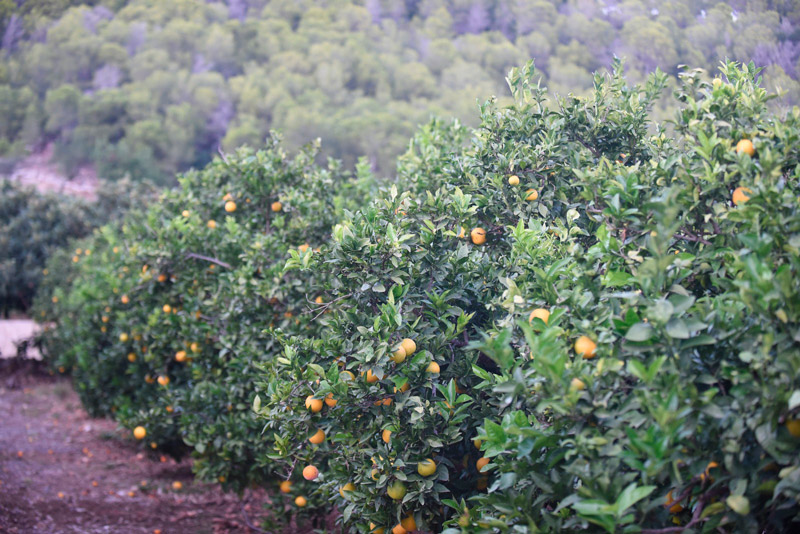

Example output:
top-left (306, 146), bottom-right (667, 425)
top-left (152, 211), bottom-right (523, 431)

top-left (36, 60), bottom-right (800, 533)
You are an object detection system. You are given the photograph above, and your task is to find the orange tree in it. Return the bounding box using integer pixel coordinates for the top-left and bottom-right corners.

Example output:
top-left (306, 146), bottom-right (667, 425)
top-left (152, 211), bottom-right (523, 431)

top-left (34, 136), bottom-right (373, 490)
top-left (449, 62), bottom-right (800, 532)
top-left (254, 60), bottom-right (673, 533)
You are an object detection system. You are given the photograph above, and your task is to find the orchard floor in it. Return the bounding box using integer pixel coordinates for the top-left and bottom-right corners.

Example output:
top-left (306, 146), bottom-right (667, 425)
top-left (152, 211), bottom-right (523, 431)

top-left (0, 360), bottom-right (285, 534)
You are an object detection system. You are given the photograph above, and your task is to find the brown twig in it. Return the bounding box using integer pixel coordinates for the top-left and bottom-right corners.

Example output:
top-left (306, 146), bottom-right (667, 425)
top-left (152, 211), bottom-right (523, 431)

top-left (185, 252), bottom-right (233, 269)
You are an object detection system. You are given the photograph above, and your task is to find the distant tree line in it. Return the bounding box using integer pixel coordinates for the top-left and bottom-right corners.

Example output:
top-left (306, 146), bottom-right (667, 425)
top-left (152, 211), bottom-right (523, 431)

top-left (1, 0), bottom-right (799, 183)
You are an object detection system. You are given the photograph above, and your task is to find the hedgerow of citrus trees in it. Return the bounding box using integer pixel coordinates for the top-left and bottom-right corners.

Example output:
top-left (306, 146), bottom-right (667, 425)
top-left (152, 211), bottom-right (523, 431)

top-left (35, 136), bottom-right (373, 493)
top-left (35, 59), bottom-right (800, 533)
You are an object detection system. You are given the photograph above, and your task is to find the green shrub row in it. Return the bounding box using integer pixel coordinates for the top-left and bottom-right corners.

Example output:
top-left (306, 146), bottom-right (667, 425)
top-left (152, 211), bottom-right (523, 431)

top-left (35, 60), bottom-right (800, 533)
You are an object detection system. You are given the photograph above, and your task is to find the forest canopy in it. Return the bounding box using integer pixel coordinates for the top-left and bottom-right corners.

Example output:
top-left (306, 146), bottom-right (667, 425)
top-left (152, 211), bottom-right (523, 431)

top-left (1, 0), bottom-right (799, 183)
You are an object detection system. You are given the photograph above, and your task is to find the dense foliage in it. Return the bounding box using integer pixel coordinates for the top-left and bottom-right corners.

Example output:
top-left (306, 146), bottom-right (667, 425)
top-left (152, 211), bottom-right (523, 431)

top-left (0, 178), bottom-right (156, 314)
top-left (35, 60), bottom-right (800, 533)
top-left (2, 0), bottom-right (800, 182)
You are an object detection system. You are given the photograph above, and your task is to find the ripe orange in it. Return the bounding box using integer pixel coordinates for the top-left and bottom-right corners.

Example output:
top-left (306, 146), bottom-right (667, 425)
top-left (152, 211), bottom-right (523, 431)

top-left (302, 465), bottom-right (319, 481)
top-left (398, 515), bottom-right (416, 533)
top-left (476, 457), bottom-right (490, 471)
top-left (225, 201), bottom-right (236, 212)
top-left (175, 350), bottom-right (187, 362)
top-left (382, 429), bottom-right (392, 443)
top-left (574, 336), bottom-right (597, 359)
top-left (324, 393), bottom-right (337, 407)
top-left (339, 482), bottom-right (355, 498)
top-left (271, 201), bottom-right (282, 212)
top-left (570, 378), bottom-right (586, 391)
top-left (473, 438), bottom-right (482, 449)
top-left (391, 525), bottom-right (406, 534)
top-left (121, 295), bottom-right (129, 304)
top-left (400, 338), bottom-right (416, 356)
top-left (127, 353), bottom-right (136, 362)
top-left (391, 346), bottom-right (407, 364)
top-left (295, 496), bottom-right (307, 507)
top-left (298, 244), bottom-right (310, 253)
top-left (166, 405), bottom-right (173, 413)
top-left (279, 480), bottom-right (292, 493)
top-left (665, 490), bottom-right (684, 513)
top-left (732, 186), bottom-right (752, 206)
top-left (417, 458), bottom-right (436, 476)
top-left (476, 476), bottom-right (489, 490)
top-left (157, 375), bottom-right (170, 386)
top-left (119, 333), bottom-right (129, 343)
top-left (470, 228), bottom-right (486, 245)
top-left (305, 396), bottom-right (323, 413)
top-left (508, 175), bottom-right (519, 186)
top-left (308, 428), bottom-right (325, 444)
top-left (735, 139), bottom-right (755, 156)
top-left (786, 419), bottom-right (800, 438)
top-left (207, 220), bottom-right (217, 229)
top-left (162, 304), bottom-right (171, 313)
top-left (366, 369), bottom-right (379, 383)
top-left (341, 370), bottom-right (355, 381)
top-left (133, 426), bottom-right (146, 440)
top-left (426, 361), bottom-right (440, 373)
top-left (526, 189), bottom-right (538, 201)
top-left (157, 274), bottom-right (167, 283)
top-left (182, 210), bottom-right (190, 217)
top-left (457, 226), bottom-right (466, 238)
top-left (144, 375), bottom-right (155, 384)
top-left (370, 523), bottom-right (385, 534)
top-left (223, 193), bottom-right (233, 201)
top-left (528, 308), bottom-right (550, 325)
top-left (172, 481), bottom-right (182, 490)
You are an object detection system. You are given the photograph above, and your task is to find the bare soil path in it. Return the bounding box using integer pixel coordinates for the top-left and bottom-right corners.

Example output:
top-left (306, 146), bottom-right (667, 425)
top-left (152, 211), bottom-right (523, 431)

top-left (0, 361), bottom-right (275, 534)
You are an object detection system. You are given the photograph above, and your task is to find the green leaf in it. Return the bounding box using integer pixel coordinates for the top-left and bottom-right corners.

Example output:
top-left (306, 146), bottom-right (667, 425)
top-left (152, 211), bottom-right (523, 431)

top-left (625, 323), bottom-right (654, 342)
top-left (726, 495), bottom-right (750, 515)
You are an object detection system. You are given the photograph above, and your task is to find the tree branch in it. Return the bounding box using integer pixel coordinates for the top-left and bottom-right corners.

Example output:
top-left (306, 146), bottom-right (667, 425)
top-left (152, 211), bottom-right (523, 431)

top-left (185, 252), bottom-right (233, 269)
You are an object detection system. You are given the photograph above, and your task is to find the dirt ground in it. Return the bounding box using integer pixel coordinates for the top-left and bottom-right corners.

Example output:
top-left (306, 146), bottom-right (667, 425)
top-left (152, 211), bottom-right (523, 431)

top-left (0, 360), bottom-right (280, 534)
top-left (0, 319), bottom-right (40, 360)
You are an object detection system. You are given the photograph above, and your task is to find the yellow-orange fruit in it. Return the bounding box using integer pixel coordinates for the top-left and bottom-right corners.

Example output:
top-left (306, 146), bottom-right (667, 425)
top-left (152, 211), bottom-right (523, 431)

top-left (391, 346), bottom-right (407, 364)
top-left (382, 429), bottom-right (392, 443)
top-left (225, 201), bottom-right (236, 212)
top-left (528, 308), bottom-right (550, 324)
top-left (133, 426), bottom-right (146, 440)
top-left (366, 369), bottom-right (379, 383)
top-left (476, 457), bottom-right (490, 471)
top-left (271, 201), bottom-right (282, 212)
top-left (471, 227), bottom-right (486, 245)
top-left (786, 419), bottom-right (800, 438)
top-left (175, 350), bottom-right (187, 362)
top-left (305, 396), bottom-right (323, 413)
top-left (400, 338), bottom-right (416, 356)
top-left (308, 428), bottom-right (325, 444)
top-left (157, 376), bottom-right (170, 386)
top-left (339, 482), bottom-right (355, 498)
top-left (426, 361), bottom-right (440, 373)
top-left (570, 378), bottom-right (586, 391)
top-left (732, 186), bottom-right (752, 206)
top-left (735, 139), bottom-right (755, 156)
top-left (525, 189), bottom-right (538, 201)
top-left (508, 175), bottom-right (519, 186)
top-left (417, 458), bottom-right (436, 477)
top-left (295, 496), bottom-right (307, 507)
top-left (574, 336), bottom-right (597, 359)
top-left (302, 465), bottom-right (319, 481)
top-left (324, 393), bottom-right (337, 407)
top-left (279, 480), bottom-right (292, 493)
top-left (207, 220), bottom-right (217, 229)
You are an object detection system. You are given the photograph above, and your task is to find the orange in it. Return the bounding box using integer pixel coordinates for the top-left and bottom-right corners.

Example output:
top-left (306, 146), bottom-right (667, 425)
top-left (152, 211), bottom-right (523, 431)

top-left (339, 482), bottom-right (355, 498)
top-left (457, 226), bottom-right (466, 238)
top-left (400, 515), bottom-right (416, 532)
top-left (298, 244), bottom-right (310, 253)
top-left (182, 210), bottom-right (190, 217)
top-left (528, 308), bottom-right (550, 324)
top-left (391, 346), bottom-right (407, 364)
top-left (121, 295), bottom-right (129, 304)
top-left (224, 201), bottom-right (236, 212)
top-left (166, 405), bottom-right (173, 413)
top-left (387, 480), bottom-right (406, 500)
top-left (570, 378), bottom-right (586, 391)
top-left (190, 342), bottom-right (201, 353)
top-left (476, 476), bottom-right (488, 490)
top-left (736, 139), bottom-right (755, 156)
top-left (366, 369), bottom-right (379, 383)
top-left (526, 189), bottom-right (538, 201)
top-left (133, 426), bottom-right (146, 440)
top-left (341, 370), bottom-right (355, 381)
top-left (305, 396), bottom-right (323, 413)
top-left (157, 376), bottom-right (170, 386)
top-left (302, 465), bottom-right (319, 481)
top-left (382, 429), bottom-right (392, 443)
top-left (426, 361), bottom-right (440, 373)
top-left (308, 428), bottom-right (325, 444)
top-left (574, 336), bottom-right (597, 359)
top-left (279, 480), bottom-right (292, 493)
top-left (271, 201), bottom-right (282, 212)
top-left (127, 353), bottom-right (136, 362)
top-left (324, 393), bottom-right (337, 407)
top-left (223, 193), bottom-right (233, 201)
top-left (157, 274), bottom-right (167, 283)
top-left (370, 523), bottom-right (385, 534)
top-left (391, 525), bottom-right (406, 534)
top-left (119, 333), bottom-right (129, 343)
top-left (417, 458), bottom-right (436, 476)
top-left (786, 419), bottom-right (800, 438)
top-left (470, 228), bottom-right (486, 245)
top-left (162, 304), bottom-right (171, 313)
top-left (476, 457), bottom-right (490, 471)
top-left (175, 350), bottom-right (187, 362)
top-left (665, 490), bottom-right (684, 513)
top-left (732, 186), bottom-right (752, 206)
top-left (294, 495), bottom-right (307, 507)
top-left (473, 438), bottom-right (482, 449)
top-left (315, 296), bottom-right (324, 304)
top-left (400, 338), bottom-right (416, 356)
top-left (207, 220), bottom-right (217, 229)
top-left (508, 175), bottom-right (519, 186)
top-left (172, 481), bottom-right (182, 490)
